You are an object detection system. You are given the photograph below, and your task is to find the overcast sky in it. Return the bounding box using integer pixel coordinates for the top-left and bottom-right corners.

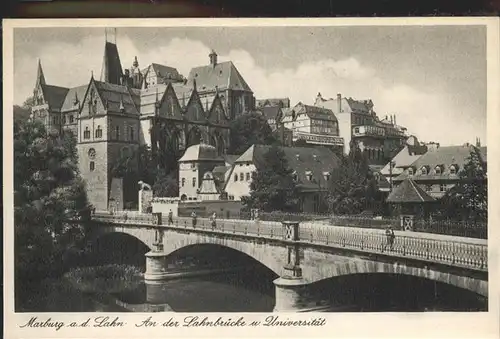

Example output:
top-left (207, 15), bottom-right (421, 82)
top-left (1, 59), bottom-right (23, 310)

top-left (13, 25), bottom-right (486, 146)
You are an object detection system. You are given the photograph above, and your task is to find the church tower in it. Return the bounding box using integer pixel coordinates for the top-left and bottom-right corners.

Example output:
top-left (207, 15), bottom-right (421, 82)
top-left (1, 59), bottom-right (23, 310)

top-left (100, 28), bottom-right (123, 85)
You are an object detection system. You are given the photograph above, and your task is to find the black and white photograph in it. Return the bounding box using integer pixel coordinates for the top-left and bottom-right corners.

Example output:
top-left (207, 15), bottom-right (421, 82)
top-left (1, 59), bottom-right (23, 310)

top-left (4, 18), bottom-right (497, 337)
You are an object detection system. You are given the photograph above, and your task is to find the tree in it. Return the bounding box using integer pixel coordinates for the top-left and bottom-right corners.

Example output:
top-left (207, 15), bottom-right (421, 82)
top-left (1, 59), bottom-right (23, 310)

top-left (152, 169), bottom-right (179, 197)
top-left (327, 142), bottom-right (377, 215)
top-left (228, 112), bottom-right (279, 154)
top-left (14, 119), bottom-right (91, 280)
top-left (111, 144), bottom-right (179, 199)
top-left (241, 146), bottom-right (300, 212)
top-left (13, 95), bottom-right (36, 123)
top-left (438, 147), bottom-right (487, 221)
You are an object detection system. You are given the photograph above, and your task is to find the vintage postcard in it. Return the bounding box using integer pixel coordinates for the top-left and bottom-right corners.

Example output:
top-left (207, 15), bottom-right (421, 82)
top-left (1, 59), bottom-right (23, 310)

top-left (3, 18), bottom-right (499, 338)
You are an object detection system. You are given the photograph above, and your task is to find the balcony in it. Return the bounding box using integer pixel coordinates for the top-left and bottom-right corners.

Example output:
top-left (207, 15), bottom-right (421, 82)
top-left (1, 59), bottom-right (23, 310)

top-left (293, 131), bottom-right (344, 146)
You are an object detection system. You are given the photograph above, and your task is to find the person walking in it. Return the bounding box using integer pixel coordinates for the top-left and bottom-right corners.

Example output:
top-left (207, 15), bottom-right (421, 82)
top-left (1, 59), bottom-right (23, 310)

top-left (191, 211), bottom-right (197, 228)
top-left (210, 212), bottom-right (217, 229)
top-left (384, 227), bottom-right (396, 251)
top-left (168, 209), bottom-right (173, 225)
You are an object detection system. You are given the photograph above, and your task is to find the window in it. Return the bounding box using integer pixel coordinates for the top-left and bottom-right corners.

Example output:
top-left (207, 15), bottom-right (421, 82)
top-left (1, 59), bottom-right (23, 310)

top-left (426, 184), bottom-right (433, 191)
top-left (354, 127), bottom-right (360, 134)
top-left (181, 178), bottom-right (185, 187)
top-left (52, 116), bottom-right (58, 125)
top-left (192, 177), bottom-right (196, 187)
top-left (191, 163), bottom-right (196, 169)
top-left (234, 174), bottom-right (238, 182)
top-left (240, 173), bottom-right (244, 181)
top-left (84, 127), bottom-right (91, 139)
top-left (408, 168), bottom-right (414, 176)
top-left (450, 165), bottom-right (457, 175)
top-left (421, 166), bottom-right (428, 175)
top-left (246, 173), bottom-right (250, 181)
top-left (89, 161), bottom-right (95, 171)
top-left (130, 127), bottom-right (134, 141)
top-left (63, 115), bottom-right (67, 124)
top-left (69, 115), bottom-right (74, 123)
top-left (440, 184), bottom-right (446, 192)
top-left (115, 126), bottom-right (120, 140)
top-left (435, 166), bottom-right (442, 175)
top-left (95, 125), bottom-right (103, 138)
top-left (292, 172), bottom-right (298, 181)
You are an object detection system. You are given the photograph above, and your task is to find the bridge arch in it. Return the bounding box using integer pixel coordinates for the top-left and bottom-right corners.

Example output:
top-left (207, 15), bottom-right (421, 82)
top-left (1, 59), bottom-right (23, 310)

top-left (303, 260), bottom-right (488, 297)
top-left (161, 235), bottom-right (284, 277)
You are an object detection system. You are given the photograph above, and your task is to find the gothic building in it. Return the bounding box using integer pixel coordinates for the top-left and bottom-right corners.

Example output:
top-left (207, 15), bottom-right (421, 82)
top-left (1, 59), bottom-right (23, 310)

top-left (30, 34), bottom-right (255, 210)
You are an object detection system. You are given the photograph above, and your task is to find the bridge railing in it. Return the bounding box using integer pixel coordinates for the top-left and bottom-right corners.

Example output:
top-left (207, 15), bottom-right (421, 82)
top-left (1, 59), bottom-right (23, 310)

top-left (92, 212), bottom-right (487, 271)
top-left (299, 223), bottom-right (487, 271)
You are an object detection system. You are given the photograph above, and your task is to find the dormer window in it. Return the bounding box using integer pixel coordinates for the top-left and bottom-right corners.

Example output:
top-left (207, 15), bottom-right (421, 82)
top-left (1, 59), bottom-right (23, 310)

top-left (305, 171), bottom-right (313, 181)
top-left (421, 166), bottom-right (428, 175)
top-left (435, 165), bottom-right (442, 175)
top-left (323, 171), bottom-right (331, 181)
top-left (408, 167), bottom-right (414, 176)
top-left (450, 165), bottom-right (457, 175)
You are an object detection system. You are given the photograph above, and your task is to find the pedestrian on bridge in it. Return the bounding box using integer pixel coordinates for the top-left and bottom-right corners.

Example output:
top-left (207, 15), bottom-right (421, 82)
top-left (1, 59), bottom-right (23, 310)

top-left (168, 210), bottom-right (174, 225)
top-left (191, 211), bottom-right (197, 228)
top-left (384, 227), bottom-right (396, 251)
top-left (210, 212), bottom-right (217, 229)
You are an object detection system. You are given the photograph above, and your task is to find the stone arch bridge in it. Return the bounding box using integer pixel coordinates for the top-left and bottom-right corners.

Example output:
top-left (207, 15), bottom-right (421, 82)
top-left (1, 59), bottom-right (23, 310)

top-left (88, 212), bottom-right (488, 312)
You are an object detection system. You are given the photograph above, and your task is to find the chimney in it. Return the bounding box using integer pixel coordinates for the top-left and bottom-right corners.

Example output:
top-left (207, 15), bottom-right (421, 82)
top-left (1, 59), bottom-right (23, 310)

top-left (476, 137), bottom-right (481, 147)
top-left (394, 114), bottom-right (397, 125)
top-left (390, 115), bottom-right (393, 124)
top-left (337, 93), bottom-right (342, 113)
top-left (209, 49), bottom-right (218, 67)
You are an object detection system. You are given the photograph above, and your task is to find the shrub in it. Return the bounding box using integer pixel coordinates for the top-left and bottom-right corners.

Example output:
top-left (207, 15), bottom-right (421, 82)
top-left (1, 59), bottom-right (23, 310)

top-left (64, 264), bottom-right (144, 294)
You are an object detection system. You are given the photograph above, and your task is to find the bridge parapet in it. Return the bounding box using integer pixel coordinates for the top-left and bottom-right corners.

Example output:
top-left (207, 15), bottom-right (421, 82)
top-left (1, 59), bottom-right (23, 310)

top-left (91, 211), bottom-right (487, 272)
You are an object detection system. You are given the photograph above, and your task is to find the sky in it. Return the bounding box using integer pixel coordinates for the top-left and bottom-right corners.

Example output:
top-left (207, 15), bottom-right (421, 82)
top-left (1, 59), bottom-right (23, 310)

top-left (13, 25), bottom-right (487, 146)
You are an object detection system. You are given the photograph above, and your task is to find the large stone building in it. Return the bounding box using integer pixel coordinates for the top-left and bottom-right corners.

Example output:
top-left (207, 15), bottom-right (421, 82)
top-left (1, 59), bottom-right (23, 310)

top-left (30, 34), bottom-right (255, 210)
top-left (392, 141), bottom-right (487, 199)
top-left (281, 102), bottom-right (344, 153)
top-left (314, 92), bottom-right (408, 164)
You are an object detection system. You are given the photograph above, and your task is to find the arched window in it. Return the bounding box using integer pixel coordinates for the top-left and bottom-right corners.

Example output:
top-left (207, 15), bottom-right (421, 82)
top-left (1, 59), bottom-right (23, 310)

top-left (129, 127), bottom-right (134, 141)
top-left (240, 173), bottom-right (244, 181)
top-left (95, 125), bottom-right (103, 138)
top-left (246, 173), bottom-right (250, 181)
top-left (450, 165), bottom-right (457, 175)
top-left (84, 126), bottom-right (90, 139)
top-left (421, 166), bottom-right (428, 175)
top-left (234, 173), bottom-right (238, 182)
top-left (435, 165), bottom-right (442, 175)
top-left (89, 161), bottom-right (95, 171)
top-left (115, 126), bottom-right (120, 140)
top-left (181, 178), bottom-right (185, 187)
top-left (192, 177), bottom-right (196, 187)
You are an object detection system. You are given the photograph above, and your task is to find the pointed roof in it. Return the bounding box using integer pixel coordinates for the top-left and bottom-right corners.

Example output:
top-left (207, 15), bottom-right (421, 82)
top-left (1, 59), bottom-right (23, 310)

top-left (35, 59), bottom-right (46, 88)
top-left (187, 61), bottom-right (252, 93)
top-left (40, 84), bottom-right (69, 110)
top-left (179, 143), bottom-right (224, 162)
top-left (386, 178), bottom-right (435, 203)
top-left (100, 41), bottom-right (123, 85)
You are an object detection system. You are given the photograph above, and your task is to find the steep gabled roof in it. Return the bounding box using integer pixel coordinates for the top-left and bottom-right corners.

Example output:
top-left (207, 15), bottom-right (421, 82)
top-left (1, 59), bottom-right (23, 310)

top-left (288, 102), bottom-right (337, 122)
top-left (258, 106), bottom-right (282, 121)
top-left (40, 84), bottom-right (69, 110)
top-left (256, 98), bottom-right (290, 108)
top-left (380, 144), bottom-right (428, 177)
top-left (187, 61), bottom-right (252, 93)
top-left (139, 84), bottom-right (168, 115)
top-left (60, 84), bottom-right (88, 112)
top-left (93, 80), bottom-right (139, 115)
top-left (387, 178), bottom-right (435, 203)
